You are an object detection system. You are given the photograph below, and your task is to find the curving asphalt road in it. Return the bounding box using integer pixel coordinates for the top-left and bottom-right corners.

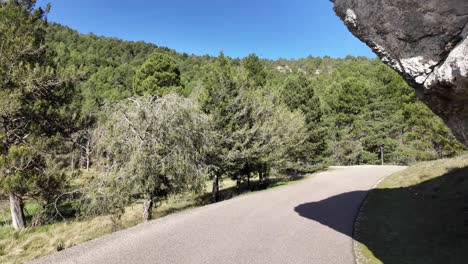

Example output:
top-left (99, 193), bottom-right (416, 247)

top-left (31, 165), bottom-right (405, 264)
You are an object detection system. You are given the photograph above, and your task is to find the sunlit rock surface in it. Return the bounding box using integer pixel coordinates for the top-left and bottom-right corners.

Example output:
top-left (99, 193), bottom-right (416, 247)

top-left (331, 0), bottom-right (468, 145)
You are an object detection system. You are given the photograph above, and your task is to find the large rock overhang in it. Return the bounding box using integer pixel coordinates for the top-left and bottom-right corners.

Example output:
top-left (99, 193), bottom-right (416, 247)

top-left (331, 0), bottom-right (468, 146)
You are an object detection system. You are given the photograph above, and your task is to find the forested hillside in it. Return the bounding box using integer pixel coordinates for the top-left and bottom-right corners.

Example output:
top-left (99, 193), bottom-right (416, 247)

top-left (46, 24), bottom-right (464, 166)
top-left (0, 1), bottom-right (464, 236)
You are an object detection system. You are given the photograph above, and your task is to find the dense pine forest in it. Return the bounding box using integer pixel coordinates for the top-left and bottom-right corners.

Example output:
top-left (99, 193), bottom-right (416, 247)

top-left (46, 23), bottom-right (464, 164)
top-left (0, 1), bottom-right (465, 232)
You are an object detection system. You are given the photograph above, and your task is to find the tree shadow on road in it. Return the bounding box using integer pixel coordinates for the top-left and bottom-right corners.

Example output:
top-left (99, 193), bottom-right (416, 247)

top-left (198, 174), bottom-right (306, 205)
top-left (295, 190), bottom-right (367, 237)
top-left (294, 165), bottom-right (468, 264)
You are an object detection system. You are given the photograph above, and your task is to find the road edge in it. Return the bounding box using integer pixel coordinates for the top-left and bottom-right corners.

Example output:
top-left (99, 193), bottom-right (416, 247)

top-left (351, 169), bottom-right (394, 264)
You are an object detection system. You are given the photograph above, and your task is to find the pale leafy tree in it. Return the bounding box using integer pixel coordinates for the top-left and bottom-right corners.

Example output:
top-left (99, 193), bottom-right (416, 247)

top-left (94, 94), bottom-right (210, 221)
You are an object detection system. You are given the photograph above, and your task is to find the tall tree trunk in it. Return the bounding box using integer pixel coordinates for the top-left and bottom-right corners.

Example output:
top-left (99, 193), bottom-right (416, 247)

top-left (79, 150), bottom-right (83, 169)
top-left (247, 173), bottom-right (251, 189)
top-left (71, 150), bottom-right (75, 172)
top-left (436, 144), bottom-right (442, 159)
top-left (380, 145), bottom-right (385, 165)
top-left (9, 193), bottom-right (25, 230)
top-left (212, 174), bottom-right (219, 202)
top-left (259, 163), bottom-right (265, 184)
top-left (85, 138), bottom-right (91, 171)
top-left (142, 195), bottom-right (153, 221)
top-left (264, 163), bottom-right (270, 180)
top-left (86, 154), bottom-right (90, 171)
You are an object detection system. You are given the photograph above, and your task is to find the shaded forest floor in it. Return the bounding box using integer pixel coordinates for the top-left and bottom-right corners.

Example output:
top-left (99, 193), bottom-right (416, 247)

top-left (354, 153), bottom-right (468, 264)
top-left (0, 170), bottom-right (316, 264)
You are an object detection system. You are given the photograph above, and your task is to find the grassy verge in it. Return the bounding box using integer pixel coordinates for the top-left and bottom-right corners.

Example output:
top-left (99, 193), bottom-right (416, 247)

top-left (354, 154), bottom-right (468, 264)
top-left (0, 170), bottom-right (315, 264)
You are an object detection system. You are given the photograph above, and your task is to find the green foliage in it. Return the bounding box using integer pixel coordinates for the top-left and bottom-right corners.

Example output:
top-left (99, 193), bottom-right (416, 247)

top-left (0, 1), bottom-right (79, 229)
top-left (310, 59), bottom-right (464, 165)
top-left (46, 21), bottom-right (463, 167)
top-left (91, 94), bottom-right (210, 213)
top-left (0, 146), bottom-right (45, 195)
top-left (199, 52), bottom-right (238, 132)
top-left (241, 53), bottom-right (267, 88)
top-left (237, 90), bottom-right (307, 171)
top-left (80, 65), bottom-right (134, 114)
top-left (280, 73), bottom-right (327, 163)
top-left (199, 53), bottom-right (307, 186)
top-left (45, 23), bottom-right (159, 117)
top-left (133, 52), bottom-right (185, 96)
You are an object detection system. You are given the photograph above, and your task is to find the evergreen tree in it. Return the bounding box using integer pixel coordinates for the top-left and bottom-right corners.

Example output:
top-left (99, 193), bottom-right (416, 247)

top-left (199, 52), bottom-right (240, 200)
top-left (281, 73), bottom-right (327, 164)
top-left (133, 51), bottom-right (184, 96)
top-left (0, 0), bottom-right (77, 229)
top-left (200, 52), bottom-right (307, 200)
top-left (242, 53), bottom-right (267, 88)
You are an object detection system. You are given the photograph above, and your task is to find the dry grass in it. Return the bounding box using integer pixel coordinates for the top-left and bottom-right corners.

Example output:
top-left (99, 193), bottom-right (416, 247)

top-left (354, 154), bottom-right (468, 264)
top-left (0, 200), bottom-right (161, 263)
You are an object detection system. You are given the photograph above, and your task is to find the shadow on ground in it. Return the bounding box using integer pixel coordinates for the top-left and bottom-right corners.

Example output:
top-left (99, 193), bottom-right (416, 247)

top-left (154, 174), bottom-right (308, 220)
top-left (198, 174), bottom-right (306, 206)
top-left (294, 166), bottom-right (468, 264)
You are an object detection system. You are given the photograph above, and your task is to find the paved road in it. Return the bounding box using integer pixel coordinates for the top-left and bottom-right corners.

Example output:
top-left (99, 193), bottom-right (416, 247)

top-left (31, 165), bottom-right (405, 264)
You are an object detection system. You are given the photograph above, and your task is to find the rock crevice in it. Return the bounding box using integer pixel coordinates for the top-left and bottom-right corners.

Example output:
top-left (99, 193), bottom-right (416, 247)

top-left (332, 0), bottom-right (468, 145)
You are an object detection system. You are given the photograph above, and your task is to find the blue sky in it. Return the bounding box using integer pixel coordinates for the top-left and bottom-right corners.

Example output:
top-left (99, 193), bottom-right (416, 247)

top-left (36, 0), bottom-right (375, 59)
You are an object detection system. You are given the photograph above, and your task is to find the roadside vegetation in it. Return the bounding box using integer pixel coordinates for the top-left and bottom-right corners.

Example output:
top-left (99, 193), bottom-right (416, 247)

top-left (0, 1), bottom-right (466, 263)
top-left (354, 154), bottom-right (468, 264)
top-left (0, 171), bottom-right (311, 264)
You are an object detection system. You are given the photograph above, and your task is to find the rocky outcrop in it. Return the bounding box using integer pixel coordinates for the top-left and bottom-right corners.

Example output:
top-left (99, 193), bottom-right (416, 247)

top-left (331, 0), bottom-right (468, 146)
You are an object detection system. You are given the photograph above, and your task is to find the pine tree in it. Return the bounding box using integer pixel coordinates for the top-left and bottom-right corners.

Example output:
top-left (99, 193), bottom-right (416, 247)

top-left (281, 73), bottom-right (327, 164)
top-left (199, 52), bottom-right (240, 200)
top-left (0, 0), bottom-right (77, 229)
top-left (133, 51), bottom-right (184, 96)
top-left (242, 53), bottom-right (267, 88)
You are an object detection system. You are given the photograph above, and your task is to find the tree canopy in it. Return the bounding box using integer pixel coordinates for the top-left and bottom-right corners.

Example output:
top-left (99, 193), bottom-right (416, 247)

top-left (93, 94), bottom-right (210, 220)
top-left (133, 52), bottom-right (185, 96)
top-left (0, 0), bottom-right (78, 229)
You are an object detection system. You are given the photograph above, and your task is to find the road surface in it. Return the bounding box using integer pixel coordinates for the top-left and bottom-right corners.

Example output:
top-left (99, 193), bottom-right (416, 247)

top-left (31, 165), bottom-right (405, 264)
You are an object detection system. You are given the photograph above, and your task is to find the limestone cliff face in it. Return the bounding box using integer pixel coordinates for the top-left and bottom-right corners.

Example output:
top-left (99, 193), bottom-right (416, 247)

top-left (331, 0), bottom-right (468, 145)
